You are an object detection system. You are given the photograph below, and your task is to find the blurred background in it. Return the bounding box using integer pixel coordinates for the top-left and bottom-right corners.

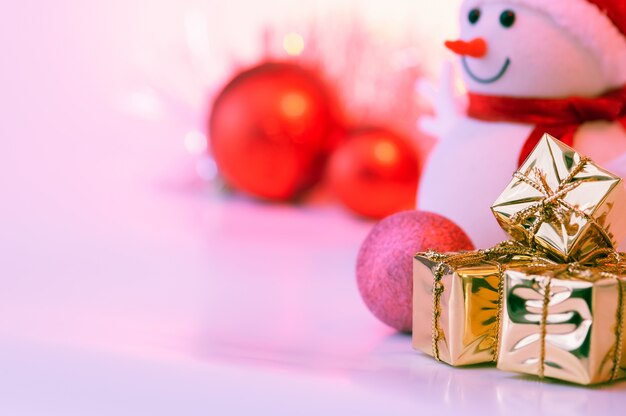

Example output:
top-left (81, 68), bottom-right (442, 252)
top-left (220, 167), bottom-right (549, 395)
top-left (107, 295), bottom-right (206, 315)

top-left (1, 0), bottom-right (460, 347)
top-left (12, 1), bottom-right (625, 415)
top-left (4, 2), bottom-right (626, 415)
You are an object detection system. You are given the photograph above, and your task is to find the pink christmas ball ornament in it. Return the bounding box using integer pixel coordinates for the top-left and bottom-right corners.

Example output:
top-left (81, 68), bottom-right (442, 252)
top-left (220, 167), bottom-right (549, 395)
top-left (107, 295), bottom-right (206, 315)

top-left (356, 211), bottom-right (475, 332)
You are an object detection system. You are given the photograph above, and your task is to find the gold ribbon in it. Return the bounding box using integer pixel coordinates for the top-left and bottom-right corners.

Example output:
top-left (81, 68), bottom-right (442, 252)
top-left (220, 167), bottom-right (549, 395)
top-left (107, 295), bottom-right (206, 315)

top-left (509, 157), bottom-right (614, 258)
top-left (538, 275), bottom-right (552, 379)
top-left (612, 278), bottom-right (625, 381)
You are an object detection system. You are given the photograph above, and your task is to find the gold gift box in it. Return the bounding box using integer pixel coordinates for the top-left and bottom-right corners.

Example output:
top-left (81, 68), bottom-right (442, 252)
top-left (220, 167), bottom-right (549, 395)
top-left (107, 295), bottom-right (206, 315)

top-left (491, 134), bottom-right (626, 263)
top-left (498, 264), bottom-right (626, 385)
top-left (412, 250), bottom-right (537, 366)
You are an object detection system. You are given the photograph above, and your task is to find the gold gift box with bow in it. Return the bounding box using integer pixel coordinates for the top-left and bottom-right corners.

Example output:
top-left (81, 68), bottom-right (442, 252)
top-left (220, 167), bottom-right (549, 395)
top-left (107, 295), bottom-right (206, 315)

top-left (412, 246), bottom-right (542, 366)
top-left (497, 263), bottom-right (626, 385)
top-left (491, 134), bottom-right (626, 263)
top-left (413, 133), bottom-right (626, 383)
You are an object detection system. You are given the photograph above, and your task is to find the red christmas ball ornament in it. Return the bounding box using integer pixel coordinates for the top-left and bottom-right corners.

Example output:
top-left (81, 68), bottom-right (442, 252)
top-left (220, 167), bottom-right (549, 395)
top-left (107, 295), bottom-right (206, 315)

top-left (327, 128), bottom-right (419, 219)
top-left (356, 210), bottom-right (474, 332)
top-left (210, 62), bottom-right (341, 201)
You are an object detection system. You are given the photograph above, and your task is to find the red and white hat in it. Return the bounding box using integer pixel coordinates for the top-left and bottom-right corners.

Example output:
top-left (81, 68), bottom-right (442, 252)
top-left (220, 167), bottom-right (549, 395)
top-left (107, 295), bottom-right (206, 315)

top-left (463, 0), bottom-right (626, 86)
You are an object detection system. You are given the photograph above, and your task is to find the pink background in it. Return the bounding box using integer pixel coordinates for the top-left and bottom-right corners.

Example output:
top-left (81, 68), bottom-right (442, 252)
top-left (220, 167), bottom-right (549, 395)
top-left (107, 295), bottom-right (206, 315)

top-left (2, 1), bottom-right (625, 414)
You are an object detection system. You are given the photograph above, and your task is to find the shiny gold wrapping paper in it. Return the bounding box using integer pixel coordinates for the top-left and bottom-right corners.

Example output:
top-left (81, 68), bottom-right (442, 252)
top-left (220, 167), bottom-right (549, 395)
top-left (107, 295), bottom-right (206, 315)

top-left (413, 251), bottom-right (537, 366)
top-left (498, 265), bottom-right (626, 385)
top-left (413, 255), bottom-right (500, 366)
top-left (491, 134), bottom-right (626, 263)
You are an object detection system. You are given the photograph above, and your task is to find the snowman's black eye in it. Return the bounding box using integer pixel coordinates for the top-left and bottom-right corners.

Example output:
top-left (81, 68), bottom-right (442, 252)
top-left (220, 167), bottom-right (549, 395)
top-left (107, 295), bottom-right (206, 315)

top-left (468, 8), bottom-right (481, 25)
top-left (500, 10), bottom-right (516, 28)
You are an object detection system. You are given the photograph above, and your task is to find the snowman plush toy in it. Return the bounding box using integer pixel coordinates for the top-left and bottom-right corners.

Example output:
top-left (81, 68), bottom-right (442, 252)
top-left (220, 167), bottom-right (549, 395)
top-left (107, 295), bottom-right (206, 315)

top-left (419, 0), bottom-right (626, 249)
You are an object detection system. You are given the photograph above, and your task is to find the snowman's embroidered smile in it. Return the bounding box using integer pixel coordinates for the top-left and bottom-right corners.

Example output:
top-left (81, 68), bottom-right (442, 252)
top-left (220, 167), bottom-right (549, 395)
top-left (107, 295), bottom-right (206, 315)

top-left (462, 56), bottom-right (511, 84)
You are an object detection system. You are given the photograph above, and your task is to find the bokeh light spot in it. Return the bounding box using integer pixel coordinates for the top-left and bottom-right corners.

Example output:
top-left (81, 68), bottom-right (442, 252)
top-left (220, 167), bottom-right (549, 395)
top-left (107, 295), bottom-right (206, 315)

top-left (283, 32), bottom-right (305, 56)
top-left (281, 92), bottom-right (308, 118)
top-left (184, 130), bottom-right (208, 154)
top-left (374, 141), bottom-right (398, 165)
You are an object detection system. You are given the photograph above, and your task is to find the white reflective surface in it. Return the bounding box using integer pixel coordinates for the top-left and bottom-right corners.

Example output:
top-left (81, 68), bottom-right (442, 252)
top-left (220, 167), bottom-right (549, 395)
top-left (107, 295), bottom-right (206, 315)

top-left (2, 188), bottom-right (626, 415)
top-left (1, 1), bottom-right (625, 415)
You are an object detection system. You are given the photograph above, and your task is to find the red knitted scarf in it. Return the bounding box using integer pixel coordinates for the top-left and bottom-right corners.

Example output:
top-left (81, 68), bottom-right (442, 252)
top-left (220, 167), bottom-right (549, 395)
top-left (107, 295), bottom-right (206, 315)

top-left (467, 87), bottom-right (626, 166)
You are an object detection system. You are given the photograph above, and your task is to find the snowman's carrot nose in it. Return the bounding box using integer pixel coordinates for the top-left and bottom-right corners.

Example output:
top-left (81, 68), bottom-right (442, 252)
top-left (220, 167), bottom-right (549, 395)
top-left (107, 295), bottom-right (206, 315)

top-left (445, 38), bottom-right (488, 58)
